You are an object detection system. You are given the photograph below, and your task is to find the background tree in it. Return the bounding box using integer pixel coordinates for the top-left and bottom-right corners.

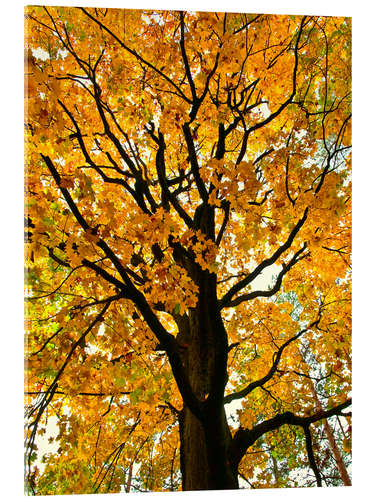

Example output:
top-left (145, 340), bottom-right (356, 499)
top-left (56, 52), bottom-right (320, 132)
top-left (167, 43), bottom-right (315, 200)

top-left (24, 7), bottom-right (351, 494)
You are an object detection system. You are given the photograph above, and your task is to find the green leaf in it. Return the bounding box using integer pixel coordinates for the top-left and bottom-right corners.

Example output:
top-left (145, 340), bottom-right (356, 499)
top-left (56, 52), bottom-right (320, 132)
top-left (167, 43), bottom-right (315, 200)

top-left (173, 303), bottom-right (180, 315)
top-left (130, 387), bottom-right (143, 404)
top-left (50, 202), bottom-right (60, 211)
top-left (115, 376), bottom-right (125, 388)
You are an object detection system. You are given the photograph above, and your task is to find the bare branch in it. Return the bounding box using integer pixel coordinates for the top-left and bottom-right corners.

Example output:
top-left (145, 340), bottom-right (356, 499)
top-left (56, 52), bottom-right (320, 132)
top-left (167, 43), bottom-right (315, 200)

top-left (219, 208), bottom-right (308, 308)
top-left (224, 316), bottom-right (319, 405)
top-left (223, 243), bottom-right (308, 308)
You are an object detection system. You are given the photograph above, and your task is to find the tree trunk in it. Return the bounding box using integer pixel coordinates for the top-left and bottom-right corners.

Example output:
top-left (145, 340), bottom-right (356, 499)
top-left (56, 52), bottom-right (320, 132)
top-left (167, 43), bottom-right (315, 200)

top-left (125, 463), bottom-right (133, 493)
top-left (172, 204), bottom-right (239, 490)
top-left (175, 274), bottom-right (238, 490)
top-left (179, 406), bottom-right (210, 490)
top-left (307, 378), bottom-right (351, 486)
top-left (271, 452), bottom-right (281, 487)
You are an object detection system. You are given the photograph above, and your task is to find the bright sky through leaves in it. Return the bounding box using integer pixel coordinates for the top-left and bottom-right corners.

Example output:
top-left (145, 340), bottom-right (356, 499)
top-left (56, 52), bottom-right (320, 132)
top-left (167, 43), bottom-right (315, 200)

top-left (25, 6), bottom-right (351, 494)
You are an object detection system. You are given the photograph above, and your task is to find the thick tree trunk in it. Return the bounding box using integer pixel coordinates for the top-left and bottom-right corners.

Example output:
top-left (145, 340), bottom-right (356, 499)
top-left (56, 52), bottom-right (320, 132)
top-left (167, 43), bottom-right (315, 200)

top-left (179, 406), bottom-right (209, 490)
top-left (175, 285), bottom-right (238, 490)
top-left (172, 203), bottom-right (238, 490)
top-left (179, 404), bottom-right (239, 490)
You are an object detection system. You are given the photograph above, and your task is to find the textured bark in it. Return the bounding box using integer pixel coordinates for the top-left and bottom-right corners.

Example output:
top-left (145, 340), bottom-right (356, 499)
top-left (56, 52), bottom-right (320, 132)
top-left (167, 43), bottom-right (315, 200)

top-left (174, 206), bottom-right (239, 489)
top-left (180, 406), bottom-right (210, 490)
top-left (203, 406), bottom-right (239, 489)
top-left (271, 453), bottom-right (281, 486)
top-left (176, 294), bottom-right (238, 489)
top-left (176, 304), bottom-right (211, 490)
top-left (322, 420), bottom-right (351, 486)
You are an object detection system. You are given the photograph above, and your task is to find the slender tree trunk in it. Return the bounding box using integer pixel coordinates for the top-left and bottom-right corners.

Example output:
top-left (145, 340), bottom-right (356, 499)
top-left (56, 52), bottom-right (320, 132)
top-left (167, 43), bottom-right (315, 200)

top-left (125, 463), bottom-right (133, 493)
top-left (271, 452), bottom-right (281, 487)
top-left (308, 379), bottom-right (351, 485)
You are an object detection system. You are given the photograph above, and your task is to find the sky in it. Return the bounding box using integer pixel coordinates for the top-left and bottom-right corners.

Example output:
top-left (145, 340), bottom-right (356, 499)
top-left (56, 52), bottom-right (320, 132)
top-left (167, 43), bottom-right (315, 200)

top-left (1, 0), bottom-right (373, 499)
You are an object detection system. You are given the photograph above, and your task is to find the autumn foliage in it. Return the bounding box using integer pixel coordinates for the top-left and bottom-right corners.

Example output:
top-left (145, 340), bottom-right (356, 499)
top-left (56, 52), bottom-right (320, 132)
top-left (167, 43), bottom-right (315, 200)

top-left (25, 7), bottom-right (351, 494)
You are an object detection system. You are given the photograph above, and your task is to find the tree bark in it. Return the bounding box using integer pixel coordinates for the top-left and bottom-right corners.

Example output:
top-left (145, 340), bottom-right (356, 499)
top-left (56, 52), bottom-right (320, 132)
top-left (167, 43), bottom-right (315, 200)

top-left (307, 378), bottom-right (351, 486)
top-left (177, 303), bottom-right (211, 491)
top-left (178, 345), bottom-right (239, 489)
top-left (125, 463), bottom-right (133, 493)
top-left (174, 269), bottom-right (238, 489)
top-left (271, 452), bottom-right (281, 487)
top-left (170, 203), bottom-right (238, 490)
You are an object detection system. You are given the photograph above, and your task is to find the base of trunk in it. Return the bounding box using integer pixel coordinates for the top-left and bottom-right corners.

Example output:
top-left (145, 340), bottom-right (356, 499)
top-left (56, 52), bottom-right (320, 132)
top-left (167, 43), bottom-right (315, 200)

top-left (179, 406), bottom-right (239, 490)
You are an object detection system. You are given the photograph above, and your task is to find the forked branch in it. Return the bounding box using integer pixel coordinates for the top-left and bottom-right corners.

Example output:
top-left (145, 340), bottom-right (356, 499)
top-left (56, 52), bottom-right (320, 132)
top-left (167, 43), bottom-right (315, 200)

top-left (229, 398), bottom-right (352, 471)
top-left (224, 316), bottom-right (320, 405)
top-left (219, 208), bottom-right (308, 308)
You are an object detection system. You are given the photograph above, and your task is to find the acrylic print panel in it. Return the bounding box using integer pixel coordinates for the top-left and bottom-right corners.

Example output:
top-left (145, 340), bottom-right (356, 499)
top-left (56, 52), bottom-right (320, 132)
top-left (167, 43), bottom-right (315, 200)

top-left (24, 2), bottom-right (352, 495)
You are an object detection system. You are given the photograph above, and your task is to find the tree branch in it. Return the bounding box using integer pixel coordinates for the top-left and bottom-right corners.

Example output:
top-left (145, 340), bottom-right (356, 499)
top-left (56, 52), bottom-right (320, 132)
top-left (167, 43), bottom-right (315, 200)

top-left (155, 132), bottom-right (195, 228)
top-left (303, 424), bottom-right (322, 486)
top-left (179, 11), bottom-right (198, 103)
top-left (29, 327), bottom-right (63, 356)
top-left (219, 208), bottom-right (308, 308)
top-left (182, 123), bottom-right (208, 202)
top-left (42, 155), bottom-right (202, 419)
top-left (80, 7), bottom-right (191, 104)
top-left (25, 390), bottom-right (131, 397)
top-left (247, 16), bottom-right (308, 135)
top-left (25, 302), bottom-right (110, 482)
top-left (223, 243), bottom-right (308, 308)
top-left (229, 398), bottom-right (351, 471)
top-left (224, 316), bottom-right (319, 405)
top-left (216, 201), bottom-right (230, 246)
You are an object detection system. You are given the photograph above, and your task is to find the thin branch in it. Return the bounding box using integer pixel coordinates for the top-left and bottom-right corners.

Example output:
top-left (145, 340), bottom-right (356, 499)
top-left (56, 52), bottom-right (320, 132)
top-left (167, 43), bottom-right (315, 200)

top-left (29, 328), bottom-right (63, 356)
top-left (155, 132), bottom-right (195, 228)
top-left (247, 17), bottom-right (308, 135)
top-left (216, 201), bottom-right (230, 246)
top-left (219, 208), bottom-right (308, 308)
top-left (223, 243), bottom-right (308, 308)
top-left (79, 7), bottom-right (191, 103)
top-left (25, 390), bottom-right (131, 397)
top-left (25, 303), bottom-right (110, 484)
top-left (224, 316), bottom-right (320, 405)
top-left (179, 11), bottom-right (197, 102)
top-left (182, 123), bottom-right (208, 202)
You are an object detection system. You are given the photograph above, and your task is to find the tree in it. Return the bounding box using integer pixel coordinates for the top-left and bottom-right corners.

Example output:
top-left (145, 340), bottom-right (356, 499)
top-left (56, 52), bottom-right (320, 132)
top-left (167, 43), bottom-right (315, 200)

top-left (24, 6), bottom-right (351, 494)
